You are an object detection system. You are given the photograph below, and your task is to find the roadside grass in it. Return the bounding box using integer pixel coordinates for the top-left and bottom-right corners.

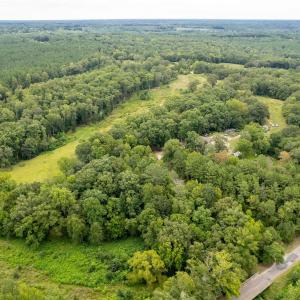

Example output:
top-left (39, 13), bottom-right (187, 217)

top-left (0, 237), bottom-right (148, 300)
top-left (256, 263), bottom-right (300, 300)
top-left (3, 74), bottom-right (206, 183)
top-left (285, 236), bottom-right (300, 252)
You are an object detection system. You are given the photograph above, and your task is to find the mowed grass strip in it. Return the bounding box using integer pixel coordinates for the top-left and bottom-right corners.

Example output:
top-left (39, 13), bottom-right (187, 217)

top-left (3, 74), bottom-right (205, 183)
top-left (258, 263), bottom-right (300, 300)
top-left (257, 96), bottom-right (287, 134)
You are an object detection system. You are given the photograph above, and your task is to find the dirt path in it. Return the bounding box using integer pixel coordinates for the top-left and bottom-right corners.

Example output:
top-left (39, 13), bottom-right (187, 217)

top-left (232, 247), bottom-right (300, 300)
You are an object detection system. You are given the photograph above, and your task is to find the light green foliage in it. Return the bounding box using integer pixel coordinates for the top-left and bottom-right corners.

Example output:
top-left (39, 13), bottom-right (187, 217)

top-left (0, 20), bottom-right (300, 300)
top-left (208, 250), bottom-right (244, 298)
top-left (185, 152), bottom-right (210, 182)
top-left (185, 131), bottom-right (206, 153)
top-left (89, 222), bottom-right (105, 245)
top-left (236, 138), bottom-right (254, 158)
top-left (237, 123), bottom-right (270, 157)
top-left (127, 250), bottom-right (166, 285)
top-left (163, 139), bottom-right (187, 176)
top-left (262, 242), bottom-right (285, 264)
top-left (153, 272), bottom-right (196, 300)
top-left (0, 280), bottom-right (45, 300)
top-left (157, 220), bottom-right (192, 271)
top-left (213, 134), bottom-right (227, 152)
top-left (0, 237), bottom-right (143, 289)
top-left (67, 214), bottom-right (86, 244)
top-left (187, 80), bottom-right (199, 92)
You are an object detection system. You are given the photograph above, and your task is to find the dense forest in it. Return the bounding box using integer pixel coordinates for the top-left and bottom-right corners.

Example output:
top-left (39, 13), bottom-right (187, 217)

top-left (0, 20), bottom-right (300, 300)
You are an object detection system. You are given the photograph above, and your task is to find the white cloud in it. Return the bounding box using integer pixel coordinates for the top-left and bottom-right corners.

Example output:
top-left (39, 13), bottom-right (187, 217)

top-left (0, 0), bottom-right (299, 20)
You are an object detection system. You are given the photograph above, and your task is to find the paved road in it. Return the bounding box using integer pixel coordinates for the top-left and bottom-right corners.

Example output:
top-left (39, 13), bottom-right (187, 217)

top-left (232, 246), bottom-right (300, 300)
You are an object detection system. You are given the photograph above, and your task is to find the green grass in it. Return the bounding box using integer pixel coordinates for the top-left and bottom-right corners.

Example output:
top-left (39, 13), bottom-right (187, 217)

top-left (3, 74), bottom-right (206, 183)
top-left (257, 96), bottom-right (287, 134)
top-left (0, 237), bottom-right (148, 299)
top-left (227, 96), bottom-right (287, 152)
top-left (0, 261), bottom-right (101, 300)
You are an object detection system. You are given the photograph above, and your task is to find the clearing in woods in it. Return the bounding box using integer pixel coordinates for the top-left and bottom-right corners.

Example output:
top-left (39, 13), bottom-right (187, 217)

top-left (3, 74), bottom-right (205, 183)
top-left (257, 96), bottom-right (287, 134)
top-left (227, 96), bottom-right (286, 151)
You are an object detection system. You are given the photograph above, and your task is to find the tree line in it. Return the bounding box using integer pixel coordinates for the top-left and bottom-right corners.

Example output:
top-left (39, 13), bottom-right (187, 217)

top-left (1, 77), bottom-right (300, 298)
top-left (0, 59), bottom-right (176, 167)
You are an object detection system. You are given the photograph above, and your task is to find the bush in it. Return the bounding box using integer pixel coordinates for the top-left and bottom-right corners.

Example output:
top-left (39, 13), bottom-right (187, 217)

top-left (116, 289), bottom-right (133, 300)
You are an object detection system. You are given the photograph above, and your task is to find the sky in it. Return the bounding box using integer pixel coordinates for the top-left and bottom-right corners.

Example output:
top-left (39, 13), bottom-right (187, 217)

top-left (0, 0), bottom-right (299, 20)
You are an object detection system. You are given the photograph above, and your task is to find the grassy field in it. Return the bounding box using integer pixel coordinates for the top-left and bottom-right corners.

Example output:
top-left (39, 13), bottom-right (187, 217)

top-left (0, 237), bottom-right (149, 300)
top-left (257, 96), bottom-right (287, 134)
top-left (3, 74), bottom-right (205, 183)
top-left (227, 96), bottom-right (287, 152)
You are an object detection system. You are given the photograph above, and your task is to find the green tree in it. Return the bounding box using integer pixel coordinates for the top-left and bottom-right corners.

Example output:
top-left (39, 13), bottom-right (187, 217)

top-left (208, 250), bottom-right (244, 298)
top-left (66, 214), bottom-right (86, 243)
top-left (153, 272), bottom-right (196, 300)
top-left (157, 220), bottom-right (192, 271)
top-left (185, 131), bottom-right (206, 153)
top-left (240, 123), bottom-right (270, 155)
top-left (127, 250), bottom-right (166, 285)
top-left (262, 242), bottom-right (284, 264)
top-left (89, 222), bottom-right (105, 245)
top-left (235, 138), bottom-right (254, 158)
top-left (214, 134), bottom-right (227, 152)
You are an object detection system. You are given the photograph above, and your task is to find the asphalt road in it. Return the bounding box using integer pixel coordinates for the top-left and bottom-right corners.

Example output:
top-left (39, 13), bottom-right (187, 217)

top-left (232, 246), bottom-right (300, 300)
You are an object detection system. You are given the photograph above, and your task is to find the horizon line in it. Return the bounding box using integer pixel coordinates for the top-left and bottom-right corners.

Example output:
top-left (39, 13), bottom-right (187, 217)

top-left (0, 18), bottom-right (300, 22)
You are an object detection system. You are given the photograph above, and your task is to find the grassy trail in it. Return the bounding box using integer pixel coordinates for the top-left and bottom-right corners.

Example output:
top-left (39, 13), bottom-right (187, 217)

top-left (227, 96), bottom-right (286, 152)
top-left (257, 96), bottom-right (287, 134)
top-left (4, 74), bottom-right (205, 183)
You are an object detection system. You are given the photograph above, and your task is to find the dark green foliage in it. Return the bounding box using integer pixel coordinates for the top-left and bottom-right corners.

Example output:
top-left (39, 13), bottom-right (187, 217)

top-left (1, 127), bottom-right (299, 297)
top-left (117, 289), bottom-right (134, 300)
top-left (251, 78), bottom-right (296, 100)
top-left (269, 126), bottom-right (300, 161)
top-left (0, 61), bottom-right (175, 167)
top-left (1, 20), bottom-right (300, 299)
